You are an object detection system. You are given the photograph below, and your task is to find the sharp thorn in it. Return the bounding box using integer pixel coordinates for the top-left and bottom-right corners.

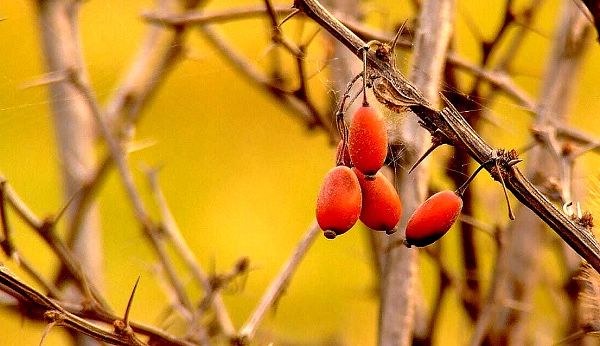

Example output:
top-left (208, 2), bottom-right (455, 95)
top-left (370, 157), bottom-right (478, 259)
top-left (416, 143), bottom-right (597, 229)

top-left (507, 159), bottom-right (523, 166)
top-left (408, 141), bottom-right (443, 174)
top-left (278, 8), bottom-right (300, 28)
top-left (123, 276), bottom-right (141, 327)
top-left (390, 20), bottom-right (408, 51)
top-left (53, 188), bottom-right (81, 224)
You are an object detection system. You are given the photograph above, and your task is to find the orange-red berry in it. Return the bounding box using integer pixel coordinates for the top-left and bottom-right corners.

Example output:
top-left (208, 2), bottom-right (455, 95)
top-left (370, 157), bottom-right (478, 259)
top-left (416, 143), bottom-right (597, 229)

top-left (405, 190), bottom-right (463, 247)
top-left (348, 106), bottom-right (388, 177)
top-left (353, 168), bottom-right (402, 234)
top-left (316, 166), bottom-right (362, 239)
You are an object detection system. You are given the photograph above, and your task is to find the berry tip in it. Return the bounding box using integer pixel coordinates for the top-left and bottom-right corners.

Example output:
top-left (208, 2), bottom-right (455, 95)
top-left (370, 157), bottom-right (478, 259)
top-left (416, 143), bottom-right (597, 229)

top-left (365, 174), bottom-right (377, 181)
top-left (323, 230), bottom-right (337, 239)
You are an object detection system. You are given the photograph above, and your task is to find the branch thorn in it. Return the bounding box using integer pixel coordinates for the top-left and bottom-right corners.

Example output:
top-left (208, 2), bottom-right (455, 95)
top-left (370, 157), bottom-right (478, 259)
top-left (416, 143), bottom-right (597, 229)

top-left (53, 188), bottom-right (80, 225)
top-left (408, 131), bottom-right (445, 174)
top-left (278, 8), bottom-right (301, 28)
top-left (123, 276), bottom-right (141, 328)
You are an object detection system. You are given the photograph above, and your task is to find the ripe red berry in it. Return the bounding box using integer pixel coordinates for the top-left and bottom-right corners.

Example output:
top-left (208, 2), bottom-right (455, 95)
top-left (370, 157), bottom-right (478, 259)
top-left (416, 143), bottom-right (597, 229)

top-left (353, 168), bottom-right (402, 234)
top-left (316, 166), bottom-right (362, 239)
top-left (405, 190), bottom-right (463, 247)
top-left (348, 106), bottom-right (388, 177)
top-left (335, 140), bottom-right (352, 167)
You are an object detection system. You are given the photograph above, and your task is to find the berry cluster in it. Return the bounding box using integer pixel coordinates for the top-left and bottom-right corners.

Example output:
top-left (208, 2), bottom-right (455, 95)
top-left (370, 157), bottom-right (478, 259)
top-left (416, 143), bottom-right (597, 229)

top-left (316, 105), bottom-right (402, 239)
top-left (315, 43), bottom-right (468, 247)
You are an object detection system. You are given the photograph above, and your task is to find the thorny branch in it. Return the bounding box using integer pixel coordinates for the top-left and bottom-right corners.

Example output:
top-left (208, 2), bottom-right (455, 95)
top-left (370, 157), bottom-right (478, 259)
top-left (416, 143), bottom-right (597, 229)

top-left (0, 265), bottom-right (194, 346)
top-left (237, 221), bottom-right (320, 343)
top-left (3, 1), bottom-right (600, 345)
top-left (0, 179), bottom-right (199, 345)
top-left (292, 0), bottom-right (600, 273)
top-left (379, 1), bottom-right (455, 345)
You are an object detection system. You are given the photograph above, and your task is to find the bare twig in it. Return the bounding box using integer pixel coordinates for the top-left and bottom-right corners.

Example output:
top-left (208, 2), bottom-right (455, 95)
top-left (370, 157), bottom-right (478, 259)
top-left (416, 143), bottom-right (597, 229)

top-left (66, 68), bottom-right (195, 317)
top-left (237, 221), bottom-right (320, 342)
top-left (34, 7), bottom-right (105, 334)
top-left (199, 23), bottom-right (331, 135)
top-left (143, 4), bottom-right (294, 26)
top-left (67, 0), bottom-right (207, 252)
top-left (0, 266), bottom-right (146, 346)
top-left (145, 169), bottom-right (235, 337)
top-left (1, 178), bottom-right (110, 311)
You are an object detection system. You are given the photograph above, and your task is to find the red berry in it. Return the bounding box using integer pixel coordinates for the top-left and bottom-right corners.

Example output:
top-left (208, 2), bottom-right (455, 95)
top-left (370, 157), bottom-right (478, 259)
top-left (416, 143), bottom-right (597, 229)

top-left (405, 190), bottom-right (463, 247)
top-left (335, 140), bottom-right (352, 167)
top-left (316, 166), bottom-right (362, 239)
top-left (353, 168), bottom-right (402, 234)
top-left (348, 106), bottom-right (388, 177)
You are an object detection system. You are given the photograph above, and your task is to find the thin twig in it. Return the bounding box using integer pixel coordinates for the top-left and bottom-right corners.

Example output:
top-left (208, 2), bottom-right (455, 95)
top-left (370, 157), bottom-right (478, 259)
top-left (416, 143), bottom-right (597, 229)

top-left (199, 25), bottom-right (330, 134)
top-left (145, 168), bottom-right (235, 337)
top-left (1, 177), bottom-right (43, 230)
top-left (0, 266), bottom-right (146, 346)
top-left (143, 4), bottom-right (294, 26)
top-left (237, 221), bottom-right (320, 342)
top-left (66, 68), bottom-right (194, 315)
top-left (1, 178), bottom-right (110, 310)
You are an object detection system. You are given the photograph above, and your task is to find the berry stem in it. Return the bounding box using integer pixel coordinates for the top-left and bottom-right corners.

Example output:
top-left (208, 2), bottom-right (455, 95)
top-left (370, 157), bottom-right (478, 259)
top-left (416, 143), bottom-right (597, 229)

top-left (495, 159), bottom-right (515, 220)
top-left (455, 161), bottom-right (489, 197)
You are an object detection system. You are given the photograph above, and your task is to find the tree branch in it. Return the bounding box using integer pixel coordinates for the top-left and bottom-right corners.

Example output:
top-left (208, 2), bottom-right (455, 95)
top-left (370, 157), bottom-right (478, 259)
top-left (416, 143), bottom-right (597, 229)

top-left (379, 1), bottom-right (455, 345)
top-left (237, 221), bottom-right (320, 343)
top-left (292, 0), bottom-right (600, 273)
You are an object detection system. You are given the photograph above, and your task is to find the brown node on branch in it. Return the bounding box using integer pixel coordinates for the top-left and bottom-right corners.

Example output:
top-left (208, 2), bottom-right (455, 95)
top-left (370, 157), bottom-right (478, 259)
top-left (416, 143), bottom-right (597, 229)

top-left (485, 149), bottom-right (521, 220)
top-left (43, 310), bottom-right (63, 323)
top-left (570, 209), bottom-right (595, 231)
top-left (562, 141), bottom-right (577, 156)
top-left (487, 149), bottom-right (519, 181)
top-left (209, 257), bottom-right (251, 292)
top-left (367, 20), bottom-right (407, 65)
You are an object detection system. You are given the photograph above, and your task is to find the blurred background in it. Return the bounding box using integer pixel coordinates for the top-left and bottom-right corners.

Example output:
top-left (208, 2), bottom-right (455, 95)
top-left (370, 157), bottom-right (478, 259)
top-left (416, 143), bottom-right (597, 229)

top-left (1, 0), bottom-right (600, 345)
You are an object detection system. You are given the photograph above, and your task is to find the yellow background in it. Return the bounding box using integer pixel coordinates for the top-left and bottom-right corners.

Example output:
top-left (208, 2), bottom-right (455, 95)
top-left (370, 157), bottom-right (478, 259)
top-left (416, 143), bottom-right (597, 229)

top-left (1, 0), bottom-right (599, 345)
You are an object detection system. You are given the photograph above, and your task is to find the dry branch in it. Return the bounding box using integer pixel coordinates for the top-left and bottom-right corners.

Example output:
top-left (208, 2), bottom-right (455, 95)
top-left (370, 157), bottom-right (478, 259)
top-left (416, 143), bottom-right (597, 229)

top-left (490, 2), bottom-right (593, 343)
top-left (237, 221), bottom-right (320, 342)
top-left (292, 0), bottom-right (600, 273)
top-left (34, 4), bottom-right (104, 345)
top-left (0, 265), bottom-right (192, 346)
top-left (379, 1), bottom-right (455, 345)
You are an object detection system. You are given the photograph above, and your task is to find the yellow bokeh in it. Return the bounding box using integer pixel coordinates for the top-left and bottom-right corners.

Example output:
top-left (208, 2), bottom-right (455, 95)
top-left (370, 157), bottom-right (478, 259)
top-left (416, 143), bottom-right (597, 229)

top-left (1, 0), bottom-right (599, 345)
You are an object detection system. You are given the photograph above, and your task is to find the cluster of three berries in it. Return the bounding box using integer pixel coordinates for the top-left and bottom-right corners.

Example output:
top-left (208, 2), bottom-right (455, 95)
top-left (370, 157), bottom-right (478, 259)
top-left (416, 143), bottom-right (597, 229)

top-left (316, 105), bottom-right (402, 239)
top-left (316, 104), bottom-right (464, 247)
